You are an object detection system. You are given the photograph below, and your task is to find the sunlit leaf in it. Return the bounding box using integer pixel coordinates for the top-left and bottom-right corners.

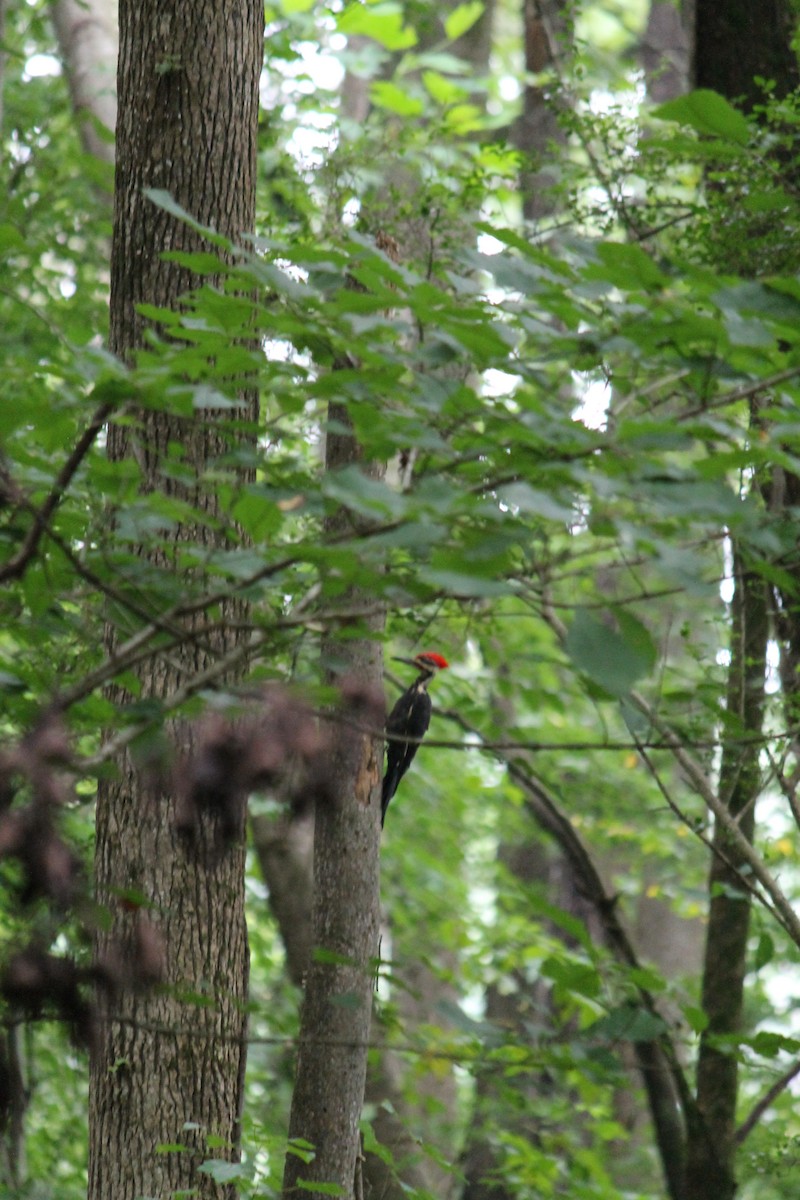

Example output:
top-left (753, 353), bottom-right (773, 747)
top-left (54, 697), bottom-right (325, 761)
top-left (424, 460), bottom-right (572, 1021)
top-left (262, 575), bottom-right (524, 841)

top-left (444, 1), bottom-right (485, 41)
top-left (653, 88), bottom-right (751, 146)
top-left (338, 3), bottom-right (417, 50)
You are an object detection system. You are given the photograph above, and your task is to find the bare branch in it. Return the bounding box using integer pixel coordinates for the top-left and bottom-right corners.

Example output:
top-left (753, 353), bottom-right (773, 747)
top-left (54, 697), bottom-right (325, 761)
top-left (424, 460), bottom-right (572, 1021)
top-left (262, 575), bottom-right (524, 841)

top-left (736, 1058), bottom-right (800, 1145)
top-left (0, 401), bottom-right (114, 585)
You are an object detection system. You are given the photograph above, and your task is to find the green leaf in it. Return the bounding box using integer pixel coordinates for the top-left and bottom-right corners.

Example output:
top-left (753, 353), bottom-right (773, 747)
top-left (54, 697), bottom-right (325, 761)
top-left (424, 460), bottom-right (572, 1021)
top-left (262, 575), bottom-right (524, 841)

top-left (161, 250), bottom-right (228, 275)
top-left (744, 1031), bottom-right (800, 1058)
top-left (585, 1004), bottom-right (666, 1044)
top-left (197, 1160), bottom-right (252, 1183)
top-left (615, 611), bottom-right (657, 677)
top-left (683, 1005), bottom-right (709, 1034)
top-left (369, 81), bottom-right (424, 116)
top-left (312, 947), bottom-right (358, 967)
top-left (754, 932), bottom-right (775, 971)
top-left (143, 189), bottom-right (231, 247)
top-left (420, 567), bottom-right (512, 597)
top-left (322, 466), bottom-right (406, 520)
top-left (653, 89), bottom-right (750, 146)
top-left (444, 1), bottom-right (485, 41)
top-left (565, 609), bottom-right (655, 697)
top-left (286, 1138), bottom-right (316, 1164)
top-left (586, 242), bottom-right (667, 291)
top-left (422, 69), bottom-right (467, 106)
top-left (338, 3), bottom-right (417, 50)
top-left (541, 957), bottom-right (601, 999)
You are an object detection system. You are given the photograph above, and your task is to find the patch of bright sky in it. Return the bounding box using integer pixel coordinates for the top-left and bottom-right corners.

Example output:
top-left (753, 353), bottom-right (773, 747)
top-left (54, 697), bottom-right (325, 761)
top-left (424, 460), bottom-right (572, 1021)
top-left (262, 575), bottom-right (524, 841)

top-left (270, 33), bottom-right (345, 165)
top-left (573, 375), bottom-right (610, 430)
top-left (497, 75), bottom-right (521, 103)
top-left (23, 53), bottom-right (60, 81)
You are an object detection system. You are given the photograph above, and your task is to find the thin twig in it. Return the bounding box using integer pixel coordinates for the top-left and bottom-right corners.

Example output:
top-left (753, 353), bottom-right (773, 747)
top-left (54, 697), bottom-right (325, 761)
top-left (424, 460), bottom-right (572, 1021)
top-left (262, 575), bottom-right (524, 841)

top-left (736, 1058), bottom-right (800, 1145)
top-left (0, 401), bottom-right (114, 584)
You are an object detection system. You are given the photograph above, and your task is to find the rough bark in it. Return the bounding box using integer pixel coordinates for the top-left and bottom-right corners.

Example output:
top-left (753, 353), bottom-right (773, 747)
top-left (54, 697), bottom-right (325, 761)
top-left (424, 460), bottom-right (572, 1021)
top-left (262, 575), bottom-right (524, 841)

top-left (281, 407), bottom-right (384, 1200)
top-left (253, 812), bottom-right (316, 989)
top-left (50, 0), bottom-right (117, 164)
top-left (0, 1025), bottom-right (26, 1189)
top-left (253, 811), bottom-right (440, 1200)
top-left (682, 13), bottom-right (795, 1195)
top-left (87, 3), bottom-right (263, 1199)
top-left (514, 0), bottom-right (570, 223)
top-left (685, 557), bottom-right (769, 1200)
top-left (693, 0), bottom-right (799, 110)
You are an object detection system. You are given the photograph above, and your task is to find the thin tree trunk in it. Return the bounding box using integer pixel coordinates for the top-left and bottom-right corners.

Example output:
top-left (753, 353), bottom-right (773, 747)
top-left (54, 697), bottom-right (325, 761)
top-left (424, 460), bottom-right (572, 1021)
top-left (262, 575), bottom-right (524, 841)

top-left (682, 11), bottom-right (795, 1194)
top-left (87, 3), bottom-right (263, 1198)
top-left (50, 0), bottom-right (117, 165)
top-left (281, 404), bottom-right (384, 1200)
top-left (685, 554), bottom-right (768, 1200)
top-left (253, 811), bottom-right (441, 1199)
top-left (514, 0), bottom-right (570, 223)
top-left (641, 1), bottom-right (690, 103)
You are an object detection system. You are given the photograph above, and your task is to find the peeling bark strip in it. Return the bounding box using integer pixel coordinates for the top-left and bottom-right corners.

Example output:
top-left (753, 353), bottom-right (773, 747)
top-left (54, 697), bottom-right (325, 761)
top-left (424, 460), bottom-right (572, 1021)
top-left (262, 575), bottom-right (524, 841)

top-left (88, 3), bottom-right (263, 1199)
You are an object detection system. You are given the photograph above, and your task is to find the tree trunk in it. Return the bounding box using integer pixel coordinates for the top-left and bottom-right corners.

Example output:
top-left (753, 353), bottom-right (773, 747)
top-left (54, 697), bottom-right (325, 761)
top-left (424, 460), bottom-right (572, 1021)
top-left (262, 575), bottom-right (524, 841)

top-left (693, 0), bottom-right (798, 109)
top-left (253, 810), bottom-right (441, 1199)
top-left (683, 11), bottom-right (795, 1194)
top-left (641, 1), bottom-right (691, 102)
top-left (281, 405), bottom-right (384, 1200)
top-left (514, 0), bottom-right (570, 223)
top-left (87, 3), bottom-right (263, 1198)
top-left (685, 556), bottom-right (768, 1200)
top-left (50, 0), bottom-right (117, 164)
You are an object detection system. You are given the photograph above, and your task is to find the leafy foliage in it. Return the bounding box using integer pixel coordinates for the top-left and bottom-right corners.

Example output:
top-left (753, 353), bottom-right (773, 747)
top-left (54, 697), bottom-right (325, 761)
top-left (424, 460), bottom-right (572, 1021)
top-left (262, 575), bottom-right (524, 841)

top-left (4, 2), bottom-right (800, 1199)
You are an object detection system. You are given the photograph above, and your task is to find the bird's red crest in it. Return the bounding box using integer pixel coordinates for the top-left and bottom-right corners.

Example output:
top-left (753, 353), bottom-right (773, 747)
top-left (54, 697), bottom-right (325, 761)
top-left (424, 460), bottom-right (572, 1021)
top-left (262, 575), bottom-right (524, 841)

top-left (417, 652), bottom-right (449, 669)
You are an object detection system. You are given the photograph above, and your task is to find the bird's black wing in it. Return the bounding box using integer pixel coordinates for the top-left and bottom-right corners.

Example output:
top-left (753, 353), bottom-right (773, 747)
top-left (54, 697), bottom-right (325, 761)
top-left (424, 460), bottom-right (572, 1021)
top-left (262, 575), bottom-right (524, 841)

top-left (381, 688), bottom-right (432, 823)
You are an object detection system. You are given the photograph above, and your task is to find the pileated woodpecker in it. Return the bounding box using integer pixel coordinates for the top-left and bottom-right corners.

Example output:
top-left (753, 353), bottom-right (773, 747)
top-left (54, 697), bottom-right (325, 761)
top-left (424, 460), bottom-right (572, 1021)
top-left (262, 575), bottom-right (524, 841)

top-left (381, 651), bottom-right (449, 826)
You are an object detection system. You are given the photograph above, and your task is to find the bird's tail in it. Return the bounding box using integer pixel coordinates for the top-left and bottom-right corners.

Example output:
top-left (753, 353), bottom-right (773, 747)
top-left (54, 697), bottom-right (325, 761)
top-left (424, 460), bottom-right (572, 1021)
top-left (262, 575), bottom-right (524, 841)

top-left (381, 771), bottom-right (401, 826)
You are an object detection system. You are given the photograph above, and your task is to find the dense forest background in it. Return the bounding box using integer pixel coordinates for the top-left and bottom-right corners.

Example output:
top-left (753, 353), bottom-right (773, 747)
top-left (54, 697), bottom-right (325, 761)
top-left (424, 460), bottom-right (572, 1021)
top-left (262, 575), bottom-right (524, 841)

top-left (3, 0), bottom-right (800, 1198)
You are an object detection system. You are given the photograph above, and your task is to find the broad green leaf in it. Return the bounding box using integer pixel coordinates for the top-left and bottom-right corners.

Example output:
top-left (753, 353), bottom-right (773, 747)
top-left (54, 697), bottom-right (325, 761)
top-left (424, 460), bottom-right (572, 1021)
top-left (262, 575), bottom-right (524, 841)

top-left (444, 102), bottom-right (484, 134)
top-left (369, 80), bottom-right (424, 116)
top-left (198, 1160), bottom-right (252, 1183)
top-left (754, 932), bottom-right (775, 971)
top-left (585, 1004), bottom-right (666, 1043)
top-left (297, 1182), bottom-right (346, 1196)
top-left (683, 1005), bottom-right (709, 1034)
top-left (565, 609), bottom-right (655, 697)
top-left (144, 188), bottom-right (231, 247)
top-left (422, 69), bottom-right (467, 105)
top-left (420, 567), bottom-right (512, 597)
top-left (161, 250), bottom-right (229, 275)
top-left (338, 3), bottom-right (417, 50)
top-left (586, 242), bottom-right (667, 291)
top-left (741, 1031), bottom-right (800, 1058)
top-left (444, 1), bottom-right (485, 41)
top-left (286, 1138), bottom-right (316, 1163)
top-left (653, 89), bottom-right (750, 146)
top-left (541, 957), bottom-right (601, 999)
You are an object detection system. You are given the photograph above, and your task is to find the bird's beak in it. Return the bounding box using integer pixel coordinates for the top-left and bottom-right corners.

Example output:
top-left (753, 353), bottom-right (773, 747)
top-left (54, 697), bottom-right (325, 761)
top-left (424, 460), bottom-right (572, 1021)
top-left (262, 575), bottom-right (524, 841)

top-left (391, 656), bottom-right (418, 666)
